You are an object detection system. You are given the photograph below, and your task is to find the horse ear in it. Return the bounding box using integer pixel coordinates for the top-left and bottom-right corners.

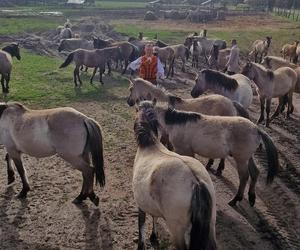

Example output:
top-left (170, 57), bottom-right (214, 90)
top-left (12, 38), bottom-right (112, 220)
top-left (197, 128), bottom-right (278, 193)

top-left (153, 98), bottom-right (157, 106)
top-left (146, 93), bottom-right (152, 100)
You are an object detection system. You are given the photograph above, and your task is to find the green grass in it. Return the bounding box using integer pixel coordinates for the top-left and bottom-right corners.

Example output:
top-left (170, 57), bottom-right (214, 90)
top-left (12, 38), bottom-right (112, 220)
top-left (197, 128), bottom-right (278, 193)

top-left (0, 17), bottom-right (62, 35)
top-left (95, 1), bottom-right (146, 9)
top-left (111, 22), bottom-right (189, 44)
top-left (5, 49), bottom-right (129, 108)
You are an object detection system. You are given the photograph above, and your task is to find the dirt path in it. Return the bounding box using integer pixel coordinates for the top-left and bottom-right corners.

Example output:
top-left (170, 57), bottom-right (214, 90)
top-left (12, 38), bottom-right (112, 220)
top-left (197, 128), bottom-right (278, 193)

top-left (1, 66), bottom-right (299, 249)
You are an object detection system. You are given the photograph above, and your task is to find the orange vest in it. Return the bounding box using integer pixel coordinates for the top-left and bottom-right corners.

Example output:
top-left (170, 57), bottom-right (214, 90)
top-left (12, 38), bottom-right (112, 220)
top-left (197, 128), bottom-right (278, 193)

top-left (139, 55), bottom-right (158, 83)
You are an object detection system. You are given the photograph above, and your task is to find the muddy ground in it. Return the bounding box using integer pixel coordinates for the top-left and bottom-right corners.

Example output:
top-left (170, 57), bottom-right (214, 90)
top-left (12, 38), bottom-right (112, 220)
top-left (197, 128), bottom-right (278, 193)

top-left (0, 14), bottom-right (300, 250)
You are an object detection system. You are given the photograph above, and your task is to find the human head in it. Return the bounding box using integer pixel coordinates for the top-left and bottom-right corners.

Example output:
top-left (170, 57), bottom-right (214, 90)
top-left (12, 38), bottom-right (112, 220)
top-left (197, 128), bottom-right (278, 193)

top-left (144, 43), bottom-right (154, 56)
top-left (231, 39), bottom-right (237, 46)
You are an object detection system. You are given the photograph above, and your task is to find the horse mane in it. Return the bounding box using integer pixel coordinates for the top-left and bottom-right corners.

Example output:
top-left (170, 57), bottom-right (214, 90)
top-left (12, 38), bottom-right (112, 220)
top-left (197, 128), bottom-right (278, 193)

top-left (134, 101), bottom-right (159, 147)
top-left (0, 102), bottom-right (26, 118)
top-left (165, 108), bottom-right (201, 125)
top-left (0, 103), bottom-right (8, 118)
top-left (168, 95), bottom-right (183, 106)
top-left (252, 63), bottom-right (274, 80)
top-left (202, 69), bottom-right (238, 91)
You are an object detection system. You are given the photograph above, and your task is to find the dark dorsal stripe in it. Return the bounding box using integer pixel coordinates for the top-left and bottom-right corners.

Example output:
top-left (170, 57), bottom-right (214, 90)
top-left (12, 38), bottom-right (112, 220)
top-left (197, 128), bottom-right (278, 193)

top-left (2, 45), bottom-right (14, 56)
top-left (165, 108), bottom-right (201, 125)
top-left (0, 104), bottom-right (8, 118)
top-left (202, 69), bottom-right (238, 91)
top-left (168, 95), bottom-right (183, 106)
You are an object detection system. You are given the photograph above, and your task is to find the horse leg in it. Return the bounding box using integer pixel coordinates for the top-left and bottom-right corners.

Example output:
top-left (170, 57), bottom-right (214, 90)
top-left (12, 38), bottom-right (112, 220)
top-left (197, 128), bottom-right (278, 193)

top-left (271, 97), bottom-right (283, 120)
top-left (257, 96), bottom-right (265, 124)
top-left (181, 57), bottom-right (185, 72)
top-left (206, 159), bottom-right (214, 170)
top-left (168, 223), bottom-right (187, 250)
top-left (150, 217), bottom-right (159, 247)
top-left (107, 61), bottom-right (112, 76)
top-left (11, 155), bottom-right (30, 198)
top-left (90, 67), bottom-right (97, 84)
top-left (228, 159), bottom-right (249, 206)
top-left (1, 74), bottom-right (5, 93)
top-left (76, 66), bottom-right (83, 86)
top-left (216, 158), bottom-right (225, 176)
top-left (122, 59), bottom-right (128, 75)
top-left (266, 99), bottom-right (271, 127)
top-left (137, 209), bottom-right (146, 250)
top-left (287, 90), bottom-right (294, 118)
top-left (248, 157), bottom-right (259, 207)
top-left (73, 67), bottom-right (78, 87)
top-left (99, 68), bottom-right (104, 85)
top-left (5, 73), bottom-right (10, 93)
top-left (5, 153), bottom-right (15, 185)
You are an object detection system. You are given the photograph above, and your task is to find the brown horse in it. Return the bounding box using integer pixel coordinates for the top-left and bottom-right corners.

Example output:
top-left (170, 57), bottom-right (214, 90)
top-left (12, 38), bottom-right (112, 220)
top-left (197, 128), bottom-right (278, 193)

top-left (249, 36), bottom-right (272, 63)
top-left (93, 38), bottom-right (139, 74)
top-left (0, 102), bottom-right (105, 206)
top-left (0, 43), bottom-right (21, 94)
top-left (146, 100), bottom-right (279, 207)
top-left (241, 62), bottom-right (297, 126)
top-left (133, 101), bottom-right (217, 250)
top-left (281, 41), bottom-right (299, 63)
top-left (59, 47), bottom-right (122, 86)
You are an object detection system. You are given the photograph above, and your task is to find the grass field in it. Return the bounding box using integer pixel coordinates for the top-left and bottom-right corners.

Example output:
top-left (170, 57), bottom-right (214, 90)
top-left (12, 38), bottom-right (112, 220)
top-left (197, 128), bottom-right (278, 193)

top-left (3, 49), bottom-right (128, 108)
top-left (0, 17), bottom-right (63, 35)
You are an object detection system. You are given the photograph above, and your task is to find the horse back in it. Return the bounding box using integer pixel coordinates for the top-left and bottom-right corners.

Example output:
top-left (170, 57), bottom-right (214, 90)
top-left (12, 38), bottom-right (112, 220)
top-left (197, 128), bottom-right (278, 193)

top-left (0, 50), bottom-right (12, 74)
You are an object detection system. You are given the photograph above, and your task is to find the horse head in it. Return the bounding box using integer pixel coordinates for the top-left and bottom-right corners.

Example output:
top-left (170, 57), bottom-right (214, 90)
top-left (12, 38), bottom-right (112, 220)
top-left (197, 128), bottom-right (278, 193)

top-left (191, 70), bottom-right (205, 98)
top-left (3, 43), bottom-right (21, 60)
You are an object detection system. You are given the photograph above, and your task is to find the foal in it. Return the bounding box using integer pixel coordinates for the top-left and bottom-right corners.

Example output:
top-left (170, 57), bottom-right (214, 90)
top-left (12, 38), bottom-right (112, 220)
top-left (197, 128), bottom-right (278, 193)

top-left (149, 100), bottom-right (279, 207)
top-left (133, 101), bottom-right (217, 250)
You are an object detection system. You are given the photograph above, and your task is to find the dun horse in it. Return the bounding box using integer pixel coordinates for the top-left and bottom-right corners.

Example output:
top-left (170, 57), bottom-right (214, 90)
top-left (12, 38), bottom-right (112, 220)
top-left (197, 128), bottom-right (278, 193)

top-left (59, 47), bottom-right (122, 86)
top-left (191, 69), bottom-right (253, 109)
top-left (249, 36), bottom-right (272, 63)
top-left (0, 102), bottom-right (105, 206)
top-left (133, 101), bottom-right (217, 250)
top-left (242, 62), bottom-right (297, 126)
top-left (0, 43), bottom-right (21, 94)
top-left (146, 100), bottom-right (279, 207)
top-left (127, 78), bottom-right (249, 175)
top-left (281, 41), bottom-right (299, 63)
top-left (262, 55), bottom-right (300, 93)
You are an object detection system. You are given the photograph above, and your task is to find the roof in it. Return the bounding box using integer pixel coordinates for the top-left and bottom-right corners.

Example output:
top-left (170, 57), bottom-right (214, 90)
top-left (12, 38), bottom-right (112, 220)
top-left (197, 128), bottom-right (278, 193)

top-left (67, 0), bottom-right (85, 4)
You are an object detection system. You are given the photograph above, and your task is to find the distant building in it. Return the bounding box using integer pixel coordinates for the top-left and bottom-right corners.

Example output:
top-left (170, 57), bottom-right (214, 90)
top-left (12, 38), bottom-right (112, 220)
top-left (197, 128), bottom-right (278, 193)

top-left (67, 0), bottom-right (85, 4)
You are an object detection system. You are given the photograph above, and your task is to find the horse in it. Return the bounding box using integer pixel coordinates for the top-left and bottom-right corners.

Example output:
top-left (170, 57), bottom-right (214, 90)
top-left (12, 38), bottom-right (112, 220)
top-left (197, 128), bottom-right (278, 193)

top-left (191, 69), bottom-right (253, 109)
top-left (241, 62), bottom-right (297, 126)
top-left (281, 41), bottom-right (299, 63)
top-left (0, 43), bottom-right (21, 94)
top-left (59, 47), bottom-right (122, 86)
top-left (249, 36), bottom-right (272, 63)
top-left (190, 40), bottom-right (202, 68)
top-left (208, 45), bottom-right (231, 72)
top-left (296, 43), bottom-right (300, 63)
top-left (147, 100), bottom-right (279, 207)
top-left (127, 78), bottom-right (250, 175)
top-left (60, 28), bottom-right (73, 40)
top-left (184, 36), bottom-right (226, 53)
top-left (133, 100), bottom-right (217, 250)
top-left (153, 46), bottom-right (175, 78)
top-left (0, 102), bottom-right (105, 206)
top-left (58, 38), bottom-right (94, 52)
top-left (155, 40), bottom-right (190, 73)
top-left (93, 38), bottom-right (138, 74)
top-left (261, 56), bottom-right (300, 93)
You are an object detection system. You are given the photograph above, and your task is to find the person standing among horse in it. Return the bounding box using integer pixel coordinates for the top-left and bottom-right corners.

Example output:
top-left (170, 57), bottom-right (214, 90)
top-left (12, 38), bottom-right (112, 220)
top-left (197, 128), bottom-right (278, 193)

top-left (226, 39), bottom-right (240, 75)
top-left (128, 43), bottom-right (164, 85)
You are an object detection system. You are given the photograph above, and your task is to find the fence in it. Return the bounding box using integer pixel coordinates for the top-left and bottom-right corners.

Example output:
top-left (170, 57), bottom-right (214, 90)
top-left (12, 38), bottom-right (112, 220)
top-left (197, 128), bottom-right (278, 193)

top-left (274, 7), bottom-right (300, 22)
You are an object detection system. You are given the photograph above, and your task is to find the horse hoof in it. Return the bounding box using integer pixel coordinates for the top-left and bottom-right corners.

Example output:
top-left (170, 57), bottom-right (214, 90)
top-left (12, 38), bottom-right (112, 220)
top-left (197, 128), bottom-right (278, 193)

top-left (17, 189), bottom-right (28, 199)
top-left (248, 193), bottom-right (256, 207)
top-left (91, 196), bottom-right (100, 207)
top-left (7, 175), bottom-right (15, 185)
top-left (150, 232), bottom-right (159, 247)
top-left (216, 170), bottom-right (222, 176)
top-left (137, 242), bottom-right (145, 250)
top-left (228, 200), bottom-right (237, 207)
top-left (100, 81), bottom-right (104, 85)
top-left (72, 197), bottom-right (84, 205)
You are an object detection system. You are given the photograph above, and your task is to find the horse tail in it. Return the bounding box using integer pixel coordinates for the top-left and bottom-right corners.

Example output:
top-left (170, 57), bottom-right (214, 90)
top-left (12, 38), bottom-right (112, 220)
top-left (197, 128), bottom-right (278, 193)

top-left (280, 93), bottom-right (289, 113)
top-left (59, 52), bottom-right (74, 68)
top-left (129, 44), bottom-right (139, 62)
top-left (185, 46), bottom-right (190, 60)
top-left (233, 101), bottom-right (250, 119)
top-left (189, 182), bottom-right (216, 250)
top-left (257, 128), bottom-right (279, 184)
top-left (84, 119), bottom-right (105, 187)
